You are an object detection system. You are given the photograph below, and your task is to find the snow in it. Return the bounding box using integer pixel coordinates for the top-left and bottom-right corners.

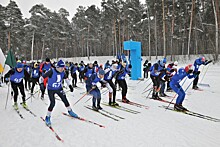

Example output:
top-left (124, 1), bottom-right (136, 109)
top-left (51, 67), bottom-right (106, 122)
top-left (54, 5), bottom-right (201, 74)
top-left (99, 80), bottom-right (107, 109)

top-left (0, 56), bottom-right (220, 147)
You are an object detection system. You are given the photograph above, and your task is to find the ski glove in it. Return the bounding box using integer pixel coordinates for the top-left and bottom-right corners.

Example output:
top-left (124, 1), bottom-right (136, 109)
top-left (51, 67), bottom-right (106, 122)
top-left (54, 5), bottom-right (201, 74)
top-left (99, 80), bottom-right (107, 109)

top-left (69, 85), bottom-right (74, 92)
top-left (205, 60), bottom-right (212, 65)
top-left (193, 71), bottom-right (200, 76)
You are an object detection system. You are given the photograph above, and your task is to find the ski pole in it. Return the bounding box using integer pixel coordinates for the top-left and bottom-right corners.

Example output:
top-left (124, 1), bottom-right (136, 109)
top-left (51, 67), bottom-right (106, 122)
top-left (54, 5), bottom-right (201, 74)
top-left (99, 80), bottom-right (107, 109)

top-left (146, 89), bottom-right (153, 98)
top-left (73, 87), bottom-right (94, 106)
top-left (142, 87), bottom-right (153, 94)
top-left (84, 95), bottom-right (93, 103)
top-left (199, 64), bottom-right (210, 84)
top-left (143, 81), bottom-right (152, 91)
top-left (5, 83), bottom-right (10, 109)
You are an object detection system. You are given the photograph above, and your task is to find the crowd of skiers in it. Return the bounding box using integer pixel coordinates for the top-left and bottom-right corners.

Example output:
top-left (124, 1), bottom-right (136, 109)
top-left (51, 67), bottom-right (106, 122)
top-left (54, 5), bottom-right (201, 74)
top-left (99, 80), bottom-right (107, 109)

top-left (2, 57), bottom-right (133, 126)
top-left (1, 55), bottom-right (212, 126)
top-left (148, 56), bottom-right (212, 111)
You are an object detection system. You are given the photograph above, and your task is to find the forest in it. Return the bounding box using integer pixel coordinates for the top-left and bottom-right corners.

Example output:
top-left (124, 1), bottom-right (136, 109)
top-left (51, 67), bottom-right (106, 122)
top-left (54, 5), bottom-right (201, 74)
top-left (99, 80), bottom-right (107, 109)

top-left (0, 0), bottom-right (219, 61)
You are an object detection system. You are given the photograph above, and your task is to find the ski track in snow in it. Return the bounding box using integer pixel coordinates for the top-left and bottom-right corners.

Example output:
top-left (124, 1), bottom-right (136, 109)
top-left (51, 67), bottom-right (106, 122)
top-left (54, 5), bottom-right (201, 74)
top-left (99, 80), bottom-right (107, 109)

top-left (0, 58), bottom-right (220, 147)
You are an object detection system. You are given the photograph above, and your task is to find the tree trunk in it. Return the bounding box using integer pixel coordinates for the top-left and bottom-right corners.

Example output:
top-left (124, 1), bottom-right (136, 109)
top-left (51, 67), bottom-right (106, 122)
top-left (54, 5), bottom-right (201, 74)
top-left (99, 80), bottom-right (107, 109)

top-left (154, 10), bottom-right (157, 60)
top-left (170, 0), bottom-right (175, 61)
top-left (41, 40), bottom-right (45, 61)
top-left (212, 0), bottom-right (219, 61)
top-left (187, 0), bottom-right (195, 59)
top-left (146, 4), bottom-right (151, 60)
top-left (162, 0), bottom-right (166, 57)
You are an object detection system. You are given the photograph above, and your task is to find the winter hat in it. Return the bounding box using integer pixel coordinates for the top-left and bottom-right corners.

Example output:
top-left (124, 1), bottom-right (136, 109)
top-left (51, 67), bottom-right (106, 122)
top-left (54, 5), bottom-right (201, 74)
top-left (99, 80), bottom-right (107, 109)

top-left (94, 61), bottom-right (98, 65)
top-left (200, 56), bottom-right (205, 62)
top-left (16, 62), bottom-right (24, 68)
top-left (98, 69), bottom-right (105, 75)
top-left (174, 61), bottom-right (178, 66)
top-left (46, 57), bottom-right (50, 62)
top-left (128, 64), bottom-right (132, 68)
top-left (56, 60), bottom-right (65, 68)
top-left (34, 63), bottom-right (38, 68)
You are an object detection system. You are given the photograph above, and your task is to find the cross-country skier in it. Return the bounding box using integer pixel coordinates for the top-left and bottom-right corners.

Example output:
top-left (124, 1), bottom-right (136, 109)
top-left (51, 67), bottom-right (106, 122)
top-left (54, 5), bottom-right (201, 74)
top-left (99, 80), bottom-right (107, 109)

top-left (70, 63), bottom-right (79, 87)
top-left (39, 57), bottom-right (53, 99)
top-left (115, 63), bottom-right (132, 103)
top-left (40, 60), bottom-right (77, 126)
top-left (85, 69), bottom-right (106, 110)
top-left (104, 63), bottom-right (119, 106)
top-left (170, 64), bottom-right (195, 111)
top-left (166, 61), bottom-right (178, 92)
top-left (192, 57), bottom-right (212, 90)
top-left (5, 62), bottom-right (30, 109)
top-left (30, 63), bottom-right (40, 95)
top-left (150, 60), bottom-right (164, 100)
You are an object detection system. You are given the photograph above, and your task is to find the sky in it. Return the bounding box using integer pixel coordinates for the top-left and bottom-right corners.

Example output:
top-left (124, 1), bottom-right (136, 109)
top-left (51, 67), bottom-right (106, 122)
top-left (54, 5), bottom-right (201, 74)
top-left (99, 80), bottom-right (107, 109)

top-left (1, 0), bottom-right (146, 19)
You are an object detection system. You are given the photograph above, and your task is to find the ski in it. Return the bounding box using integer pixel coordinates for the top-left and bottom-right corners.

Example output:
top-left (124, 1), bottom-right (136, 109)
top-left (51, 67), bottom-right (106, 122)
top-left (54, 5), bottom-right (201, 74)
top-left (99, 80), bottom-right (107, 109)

top-left (117, 99), bottom-right (149, 109)
top-left (102, 102), bottom-right (140, 114)
top-left (62, 113), bottom-right (105, 128)
top-left (84, 106), bottom-right (119, 121)
top-left (160, 106), bottom-right (220, 122)
top-left (147, 97), bottom-right (175, 105)
top-left (198, 83), bottom-right (210, 87)
top-left (19, 104), bottom-right (37, 117)
top-left (40, 117), bottom-right (64, 142)
top-left (100, 109), bottom-right (125, 119)
top-left (14, 108), bottom-right (24, 119)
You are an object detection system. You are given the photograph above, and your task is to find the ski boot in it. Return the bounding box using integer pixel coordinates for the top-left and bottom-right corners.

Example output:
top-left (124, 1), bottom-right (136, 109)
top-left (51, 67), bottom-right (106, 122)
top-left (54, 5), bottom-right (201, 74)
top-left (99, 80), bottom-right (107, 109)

top-left (68, 110), bottom-right (78, 118)
top-left (45, 116), bottom-right (51, 126)
top-left (174, 104), bottom-right (188, 111)
top-left (112, 102), bottom-right (119, 106)
top-left (192, 85), bottom-right (199, 90)
top-left (21, 102), bottom-right (28, 109)
top-left (41, 94), bottom-right (44, 100)
top-left (122, 96), bottom-right (130, 103)
top-left (97, 98), bottom-right (102, 110)
top-left (13, 102), bottom-right (18, 110)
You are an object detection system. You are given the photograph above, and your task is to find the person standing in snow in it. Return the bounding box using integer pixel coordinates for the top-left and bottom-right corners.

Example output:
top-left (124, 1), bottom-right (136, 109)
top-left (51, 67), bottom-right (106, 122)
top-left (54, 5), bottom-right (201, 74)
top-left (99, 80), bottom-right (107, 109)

top-left (4, 62), bottom-right (30, 109)
top-left (149, 60), bottom-right (164, 100)
top-left (40, 60), bottom-right (77, 126)
top-left (70, 63), bottom-right (79, 87)
top-left (39, 57), bottom-right (54, 99)
top-left (85, 69), bottom-right (106, 110)
top-left (30, 62), bottom-right (40, 95)
top-left (166, 61), bottom-right (178, 92)
top-left (115, 63), bottom-right (132, 103)
top-left (104, 63), bottom-right (119, 106)
top-left (169, 64), bottom-right (195, 111)
top-left (192, 57), bottom-right (212, 90)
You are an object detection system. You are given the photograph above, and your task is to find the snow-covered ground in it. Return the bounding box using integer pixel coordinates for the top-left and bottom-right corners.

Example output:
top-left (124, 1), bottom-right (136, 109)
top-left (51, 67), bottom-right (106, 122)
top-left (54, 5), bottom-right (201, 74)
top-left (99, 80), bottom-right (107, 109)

top-left (0, 56), bottom-right (220, 147)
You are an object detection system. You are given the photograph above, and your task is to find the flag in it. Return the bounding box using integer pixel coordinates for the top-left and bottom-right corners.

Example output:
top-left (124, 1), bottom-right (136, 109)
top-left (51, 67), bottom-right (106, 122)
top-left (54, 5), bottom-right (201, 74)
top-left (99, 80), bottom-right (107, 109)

top-left (0, 63), bottom-right (3, 73)
top-left (5, 50), bottom-right (16, 68)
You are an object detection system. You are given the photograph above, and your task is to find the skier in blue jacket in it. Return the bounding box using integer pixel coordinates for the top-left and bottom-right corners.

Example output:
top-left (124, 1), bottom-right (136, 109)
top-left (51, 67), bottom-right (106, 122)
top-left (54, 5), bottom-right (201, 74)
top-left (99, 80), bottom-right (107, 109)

top-left (86, 69), bottom-right (106, 110)
top-left (41, 60), bottom-right (77, 126)
top-left (170, 64), bottom-right (195, 111)
top-left (104, 63), bottom-right (119, 106)
top-left (5, 62), bottom-right (30, 110)
top-left (192, 57), bottom-right (212, 89)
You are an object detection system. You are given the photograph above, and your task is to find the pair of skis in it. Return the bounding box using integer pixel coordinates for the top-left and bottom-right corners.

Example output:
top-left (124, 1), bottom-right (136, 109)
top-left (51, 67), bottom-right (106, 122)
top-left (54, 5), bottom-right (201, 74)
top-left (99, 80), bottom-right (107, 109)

top-left (41, 111), bottom-right (107, 142)
top-left (101, 102), bottom-right (140, 114)
top-left (116, 99), bottom-right (149, 110)
top-left (160, 105), bottom-right (220, 122)
top-left (84, 105), bottom-right (123, 121)
top-left (14, 104), bottom-right (37, 119)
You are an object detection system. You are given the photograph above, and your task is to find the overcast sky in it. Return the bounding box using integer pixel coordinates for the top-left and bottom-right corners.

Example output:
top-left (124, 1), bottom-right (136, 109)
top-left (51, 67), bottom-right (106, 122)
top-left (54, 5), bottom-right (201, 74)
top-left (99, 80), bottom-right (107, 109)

top-left (1, 0), bottom-right (146, 19)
